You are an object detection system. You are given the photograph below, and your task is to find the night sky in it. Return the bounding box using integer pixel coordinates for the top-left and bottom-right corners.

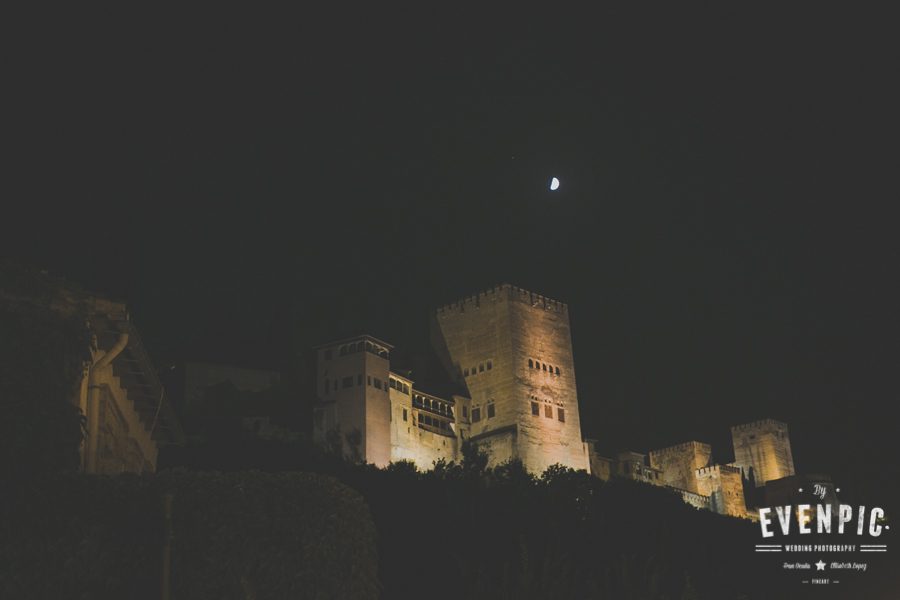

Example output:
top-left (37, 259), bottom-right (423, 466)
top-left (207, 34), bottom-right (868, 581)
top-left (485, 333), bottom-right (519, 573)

top-left (5, 8), bottom-right (898, 499)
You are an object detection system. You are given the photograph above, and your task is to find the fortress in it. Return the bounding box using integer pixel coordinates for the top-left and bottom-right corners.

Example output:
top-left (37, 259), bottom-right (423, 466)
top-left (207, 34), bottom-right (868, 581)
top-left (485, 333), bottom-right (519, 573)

top-left (312, 284), bottom-right (797, 518)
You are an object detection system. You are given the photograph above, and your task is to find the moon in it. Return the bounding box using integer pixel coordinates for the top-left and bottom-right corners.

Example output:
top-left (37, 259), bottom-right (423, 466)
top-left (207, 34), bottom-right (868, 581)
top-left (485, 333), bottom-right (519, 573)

top-left (549, 176), bottom-right (560, 191)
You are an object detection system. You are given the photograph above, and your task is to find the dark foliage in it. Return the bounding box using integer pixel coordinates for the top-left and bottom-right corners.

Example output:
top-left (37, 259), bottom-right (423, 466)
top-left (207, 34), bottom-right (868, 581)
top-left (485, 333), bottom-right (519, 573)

top-left (0, 275), bottom-right (90, 479)
top-left (0, 470), bottom-right (378, 600)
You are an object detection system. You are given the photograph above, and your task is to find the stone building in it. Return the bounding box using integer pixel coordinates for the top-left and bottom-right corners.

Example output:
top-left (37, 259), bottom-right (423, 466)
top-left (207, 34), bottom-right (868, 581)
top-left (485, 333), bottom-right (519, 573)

top-left (0, 264), bottom-right (183, 474)
top-left (731, 418), bottom-right (795, 486)
top-left (309, 281), bottom-right (802, 522)
top-left (313, 284), bottom-right (591, 473)
top-left (649, 441), bottom-right (712, 494)
top-left (587, 418), bottom-right (799, 520)
top-left (77, 307), bottom-right (184, 473)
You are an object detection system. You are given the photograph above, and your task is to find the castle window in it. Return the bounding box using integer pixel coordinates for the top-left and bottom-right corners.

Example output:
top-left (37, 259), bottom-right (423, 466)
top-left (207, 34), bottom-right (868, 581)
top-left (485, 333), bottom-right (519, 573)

top-left (402, 409), bottom-right (408, 422)
top-left (471, 366), bottom-right (477, 375)
top-left (342, 377), bottom-right (353, 389)
top-left (464, 368), bottom-right (469, 377)
top-left (479, 363), bottom-right (484, 372)
top-left (542, 363), bottom-right (547, 371)
top-left (389, 378), bottom-right (396, 389)
top-left (555, 367), bottom-right (560, 375)
top-left (558, 408), bottom-right (565, 422)
top-left (487, 360), bottom-right (492, 370)
top-left (528, 359), bottom-right (533, 368)
top-left (531, 401), bottom-right (540, 416)
top-left (472, 407), bottom-right (481, 422)
top-left (544, 404), bottom-right (552, 418)
top-left (357, 374), bottom-right (363, 386)
top-left (487, 403), bottom-right (495, 418)
top-left (374, 378), bottom-right (383, 389)
top-left (324, 349), bottom-right (332, 360)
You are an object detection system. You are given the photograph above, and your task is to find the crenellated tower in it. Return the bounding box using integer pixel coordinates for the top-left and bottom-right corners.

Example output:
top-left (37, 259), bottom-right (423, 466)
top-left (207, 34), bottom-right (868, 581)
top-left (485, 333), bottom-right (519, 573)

top-left (431, 284), bottom-right (589, 473)
top-left (730, 418), bottom-right (795, 487)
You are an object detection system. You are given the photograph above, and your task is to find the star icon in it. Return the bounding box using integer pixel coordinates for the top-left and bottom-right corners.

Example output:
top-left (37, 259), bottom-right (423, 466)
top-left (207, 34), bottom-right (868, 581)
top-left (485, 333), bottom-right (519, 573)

top-left (815, 560), bottom-right (826, 571)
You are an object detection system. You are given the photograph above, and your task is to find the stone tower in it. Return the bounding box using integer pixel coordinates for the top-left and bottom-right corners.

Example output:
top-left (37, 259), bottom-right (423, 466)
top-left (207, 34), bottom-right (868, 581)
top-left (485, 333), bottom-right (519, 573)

top-left (312, 336), bottom-right (393, 467)
top-left (431, 284), bottom-right (589, 474)
top-left (731, 418), bottom-right (795, 487)
top-left (648, 441), bottom-right (712, 493)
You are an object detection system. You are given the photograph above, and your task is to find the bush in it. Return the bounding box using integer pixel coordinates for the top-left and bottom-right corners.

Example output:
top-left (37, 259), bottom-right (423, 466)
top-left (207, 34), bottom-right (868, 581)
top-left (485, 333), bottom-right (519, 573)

top-left (0, 470), bottom-right (378, 600)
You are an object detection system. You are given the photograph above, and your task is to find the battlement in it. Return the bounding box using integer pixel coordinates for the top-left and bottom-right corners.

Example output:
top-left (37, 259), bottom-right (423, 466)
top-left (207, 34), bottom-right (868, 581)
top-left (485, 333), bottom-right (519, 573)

top-left (696, 464), bottom-right (742, 477)
top-left (731, 418), bottom-right (787, 432)
top-left (435, 283), bottom-right (568, 316)
top-left (649, 440), bottom-right (710, 457)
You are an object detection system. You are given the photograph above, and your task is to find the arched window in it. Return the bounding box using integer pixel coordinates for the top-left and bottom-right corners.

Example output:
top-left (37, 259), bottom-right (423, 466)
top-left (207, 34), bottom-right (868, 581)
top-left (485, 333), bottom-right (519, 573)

top-left (528, 359), bottom-right (533, 368)
top-left (542, 363), bottom-right (547, 371)
top-left (555, 366), bottom-right (560, 375)
top-left (486, 360), bottom-right (492, 370)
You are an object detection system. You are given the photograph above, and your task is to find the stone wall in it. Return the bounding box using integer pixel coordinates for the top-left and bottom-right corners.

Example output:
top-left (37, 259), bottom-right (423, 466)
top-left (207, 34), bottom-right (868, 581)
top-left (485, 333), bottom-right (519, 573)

top-left (731, 419), bottom-right (795, 487)
top-left (93, 367), bottom-right (157, 474)
top-left (433, 284), bottom-right (589, 474)
top-left (314, 338), bottom-right (392, 467)
top-left (696, 464), bottom-right (746, 517)
top-left (649, 441), bottom-right (712, 494)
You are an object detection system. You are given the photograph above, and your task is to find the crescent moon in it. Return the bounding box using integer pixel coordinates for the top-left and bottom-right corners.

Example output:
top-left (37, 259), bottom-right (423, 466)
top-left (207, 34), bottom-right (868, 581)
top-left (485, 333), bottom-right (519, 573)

top-left (549, 177), bottom-right (560, 191)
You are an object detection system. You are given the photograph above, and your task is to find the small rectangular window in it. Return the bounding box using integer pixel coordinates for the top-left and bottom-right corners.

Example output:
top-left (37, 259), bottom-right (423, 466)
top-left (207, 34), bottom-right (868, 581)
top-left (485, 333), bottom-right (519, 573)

top-left (487, 403), bottom-right (495, 418)
top-left (479, 363), bottom-right (484, 372)
top-left (486, 360), bottom-right (492, 370)
top-left (531, 401), bottom-right (539, 416)
top-left (558, 408), bottom-right (565, 422)
top-left (472, 407), bottom-right (481, 422)
top-left (402, 408), bottom-right (408, 422)
top-left (544, 404), bottom-right (552, 418)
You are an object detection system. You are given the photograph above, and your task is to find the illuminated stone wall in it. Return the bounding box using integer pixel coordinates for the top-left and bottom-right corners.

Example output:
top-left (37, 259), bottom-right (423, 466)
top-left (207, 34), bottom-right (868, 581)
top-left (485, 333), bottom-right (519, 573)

top-left (648, 441), bottom-right (712, 494)
top-left (695, 464), bottom-right (746, 517)
top-left (731, 419), bottom-right (795, 487)
top-left (314, 338), bottom-right (392, 467)
top-left (433, 284), bottom-right (589, 474)
top-left (90, 364), bottom-right (157, 474)
top-left (585, 441), bottom-right (613, 481)
top-left (389, 378), bottom-right (459, 470)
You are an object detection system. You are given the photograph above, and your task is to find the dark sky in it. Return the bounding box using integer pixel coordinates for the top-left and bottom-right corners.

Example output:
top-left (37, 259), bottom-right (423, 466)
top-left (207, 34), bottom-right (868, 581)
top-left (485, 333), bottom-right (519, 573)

top-left (5, 7), bottom-right (898, 498)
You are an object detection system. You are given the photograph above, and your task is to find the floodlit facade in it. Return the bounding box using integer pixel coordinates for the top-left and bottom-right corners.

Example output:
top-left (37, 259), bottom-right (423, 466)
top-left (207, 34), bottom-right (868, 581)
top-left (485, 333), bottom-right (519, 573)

top-left (313, 284), bottom-right (590, 473)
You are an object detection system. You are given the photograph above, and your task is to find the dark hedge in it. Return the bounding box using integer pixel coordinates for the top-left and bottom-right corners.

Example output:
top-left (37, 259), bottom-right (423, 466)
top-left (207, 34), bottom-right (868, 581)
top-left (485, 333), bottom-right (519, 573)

top-left (0, 470), bottom-right (379, 600)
